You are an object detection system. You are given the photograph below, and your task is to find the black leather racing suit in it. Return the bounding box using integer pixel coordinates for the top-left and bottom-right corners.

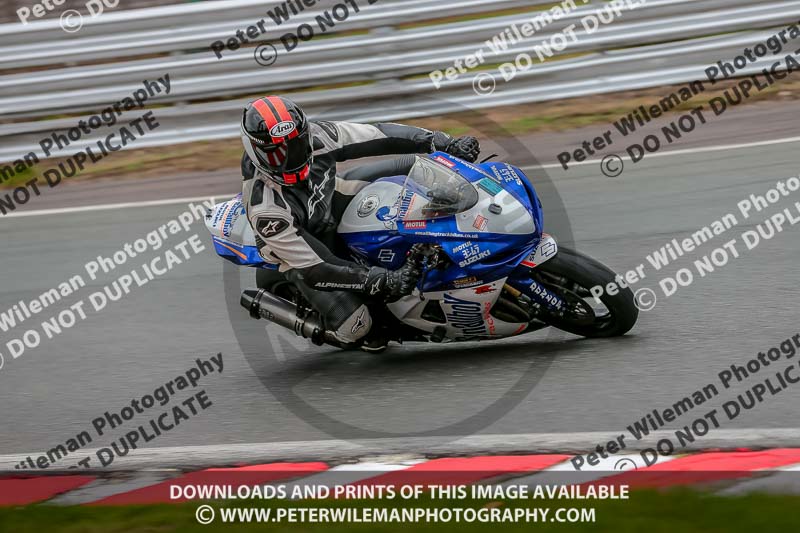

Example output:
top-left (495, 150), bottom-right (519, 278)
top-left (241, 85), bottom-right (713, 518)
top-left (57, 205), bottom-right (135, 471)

top-left (242, 120), bottom-right (453, 344)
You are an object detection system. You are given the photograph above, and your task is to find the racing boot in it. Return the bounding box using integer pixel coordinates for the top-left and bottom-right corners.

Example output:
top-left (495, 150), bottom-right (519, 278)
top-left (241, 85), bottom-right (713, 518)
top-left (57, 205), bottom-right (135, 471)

top-left (359, 325), bottom-right (390, 353)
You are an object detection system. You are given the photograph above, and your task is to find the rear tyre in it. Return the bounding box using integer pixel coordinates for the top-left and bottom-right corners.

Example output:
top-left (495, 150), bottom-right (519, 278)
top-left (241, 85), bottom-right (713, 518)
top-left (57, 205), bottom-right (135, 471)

top-left (535, 247), bottom-right (638, 337)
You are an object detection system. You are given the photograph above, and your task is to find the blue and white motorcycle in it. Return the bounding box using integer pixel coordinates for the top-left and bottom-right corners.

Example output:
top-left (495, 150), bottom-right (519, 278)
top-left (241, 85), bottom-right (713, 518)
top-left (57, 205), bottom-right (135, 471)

top-left (206, 152), bottom-right (638, 349)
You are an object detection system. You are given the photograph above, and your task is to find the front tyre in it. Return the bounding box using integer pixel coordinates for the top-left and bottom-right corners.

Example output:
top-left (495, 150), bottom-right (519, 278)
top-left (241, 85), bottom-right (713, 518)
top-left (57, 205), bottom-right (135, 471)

top-left (535, 247), bottom-right (638, 337)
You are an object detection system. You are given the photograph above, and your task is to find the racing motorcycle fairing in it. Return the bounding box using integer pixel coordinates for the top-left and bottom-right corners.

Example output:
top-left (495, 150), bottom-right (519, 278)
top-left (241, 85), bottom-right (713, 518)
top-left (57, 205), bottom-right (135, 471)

top-left (338, 153), bottom-right (546, 293)
top-left (208, 152), bottom-right (568, 342)
top-left (205, 193), bottom-right (279, 270)
top-left (334, 152), bottom-right (564, 340)
top-left (387, 278), bottom-right (528, 341)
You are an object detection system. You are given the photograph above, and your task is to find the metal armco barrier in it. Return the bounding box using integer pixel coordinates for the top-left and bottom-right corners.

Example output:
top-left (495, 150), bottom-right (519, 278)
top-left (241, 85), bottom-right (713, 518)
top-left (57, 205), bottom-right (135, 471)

top-left (1, 0), bottom-right (799, 162)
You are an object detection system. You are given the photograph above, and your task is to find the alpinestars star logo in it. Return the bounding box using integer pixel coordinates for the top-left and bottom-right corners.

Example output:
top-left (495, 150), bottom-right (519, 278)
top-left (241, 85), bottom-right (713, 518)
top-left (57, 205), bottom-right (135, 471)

top-left (256, 217), bottom-right (290, 238)
top-left (351, 308), bottom-right (368, 335)
top-left (307, 168), bottom-right (333, 220)
top-left (370, 278), bottom-right (382, 296)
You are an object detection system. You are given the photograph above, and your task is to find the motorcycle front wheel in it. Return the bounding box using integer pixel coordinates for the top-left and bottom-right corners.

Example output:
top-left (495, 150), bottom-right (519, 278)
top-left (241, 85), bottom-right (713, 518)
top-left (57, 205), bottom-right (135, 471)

top-left (534, 246), bottom-right (639, 338)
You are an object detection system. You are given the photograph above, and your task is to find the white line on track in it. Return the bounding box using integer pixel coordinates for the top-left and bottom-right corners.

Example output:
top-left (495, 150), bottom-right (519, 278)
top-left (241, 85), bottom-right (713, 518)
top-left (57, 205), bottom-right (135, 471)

top-left (1, 195), bottom-right (228, 219)
top-left (4, 135), bottom-right (800, 219)
top-left (536, 135), bottom-right (800, 169)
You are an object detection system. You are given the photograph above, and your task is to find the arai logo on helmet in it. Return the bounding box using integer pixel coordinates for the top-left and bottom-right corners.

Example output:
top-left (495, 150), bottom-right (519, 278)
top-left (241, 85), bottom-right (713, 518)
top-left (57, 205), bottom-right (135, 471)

top-left (269, 121), bottom-right (296, 138)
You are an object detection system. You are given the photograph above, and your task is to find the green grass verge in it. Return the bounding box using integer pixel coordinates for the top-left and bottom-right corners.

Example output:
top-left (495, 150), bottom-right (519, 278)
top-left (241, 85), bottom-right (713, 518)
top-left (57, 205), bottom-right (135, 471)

top-left (2, 490), bottom-right (800, 533)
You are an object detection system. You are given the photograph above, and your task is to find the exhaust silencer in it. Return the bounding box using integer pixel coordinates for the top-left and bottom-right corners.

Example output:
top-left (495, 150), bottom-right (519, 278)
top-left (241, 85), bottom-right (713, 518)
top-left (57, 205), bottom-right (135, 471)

top-left (240, 289), bottom-right (325, 344)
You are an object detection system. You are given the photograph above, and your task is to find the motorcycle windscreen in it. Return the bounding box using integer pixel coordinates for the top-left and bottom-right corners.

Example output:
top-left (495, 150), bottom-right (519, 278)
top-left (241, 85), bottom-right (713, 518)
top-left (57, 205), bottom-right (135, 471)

top-left (400, 156), bottom-right (479, 221)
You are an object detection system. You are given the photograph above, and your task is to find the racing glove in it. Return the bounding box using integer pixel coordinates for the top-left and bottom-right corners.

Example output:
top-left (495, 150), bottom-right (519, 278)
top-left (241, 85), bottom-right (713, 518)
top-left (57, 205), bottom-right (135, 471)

top-left (364, 262), bottom-right (421, 301)
top-left (444, 136), bottom-right (481, 163)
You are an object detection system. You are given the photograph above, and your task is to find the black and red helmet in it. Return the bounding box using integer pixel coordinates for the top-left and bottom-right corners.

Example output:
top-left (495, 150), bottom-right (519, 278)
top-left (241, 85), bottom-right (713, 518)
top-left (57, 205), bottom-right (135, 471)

top-left (241, 96), bottom-right (312, 186)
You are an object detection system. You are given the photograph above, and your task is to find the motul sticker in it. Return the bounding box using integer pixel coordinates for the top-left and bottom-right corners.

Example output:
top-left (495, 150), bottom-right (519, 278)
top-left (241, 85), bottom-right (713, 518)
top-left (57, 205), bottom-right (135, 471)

top-left (269, 121), bottom-right (296, 138)
top-left (404, 220), bottom-right (427, 229)
top-left (434, 156), bottom-right (456, 168)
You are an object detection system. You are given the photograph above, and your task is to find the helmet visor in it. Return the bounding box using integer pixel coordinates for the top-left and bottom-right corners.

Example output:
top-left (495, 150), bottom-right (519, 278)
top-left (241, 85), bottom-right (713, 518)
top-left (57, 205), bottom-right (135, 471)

top-left (250, 130), bottom-right (311, 175)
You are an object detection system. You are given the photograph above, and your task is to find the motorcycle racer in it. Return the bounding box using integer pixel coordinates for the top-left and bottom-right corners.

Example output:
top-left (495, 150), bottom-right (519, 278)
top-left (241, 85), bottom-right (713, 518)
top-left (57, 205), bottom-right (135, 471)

top-left (240, 95), bottom-right (481, 351)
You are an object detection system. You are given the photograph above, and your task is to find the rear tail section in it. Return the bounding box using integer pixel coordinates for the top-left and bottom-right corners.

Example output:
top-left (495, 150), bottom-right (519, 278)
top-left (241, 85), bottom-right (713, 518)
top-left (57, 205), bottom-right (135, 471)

top-left (205, 194), bottom-right (279, 269)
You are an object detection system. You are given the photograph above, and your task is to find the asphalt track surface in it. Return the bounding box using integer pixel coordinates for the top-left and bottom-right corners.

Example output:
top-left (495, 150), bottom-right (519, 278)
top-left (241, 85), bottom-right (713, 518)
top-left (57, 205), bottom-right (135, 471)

top-left (2, 101), bottom-right (800, 467)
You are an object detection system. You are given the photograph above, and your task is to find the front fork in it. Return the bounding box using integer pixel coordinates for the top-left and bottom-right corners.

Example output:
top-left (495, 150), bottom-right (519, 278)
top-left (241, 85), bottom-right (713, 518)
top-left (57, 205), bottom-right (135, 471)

top-left (507, 234), bottom-right (566, 313)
